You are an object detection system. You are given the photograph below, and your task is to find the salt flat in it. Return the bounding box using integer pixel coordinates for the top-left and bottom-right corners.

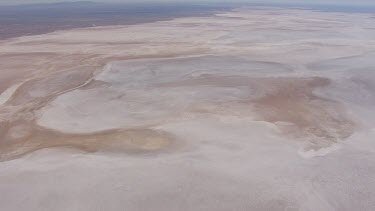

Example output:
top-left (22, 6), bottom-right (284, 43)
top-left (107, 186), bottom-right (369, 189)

top-left (0, 7), bottom-right (375, 211)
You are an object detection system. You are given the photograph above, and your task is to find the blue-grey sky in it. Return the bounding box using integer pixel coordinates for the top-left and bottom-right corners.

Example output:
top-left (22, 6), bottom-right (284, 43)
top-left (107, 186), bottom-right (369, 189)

top-left (0, 0), bottom-right (374, 6)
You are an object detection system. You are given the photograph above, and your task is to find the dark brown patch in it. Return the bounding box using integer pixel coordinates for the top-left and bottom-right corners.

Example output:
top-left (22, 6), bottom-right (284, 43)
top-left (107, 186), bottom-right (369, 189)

top-left (251, 77), bottom-right (354, 148)
top-left (0, 124), bottom-right (175, 162)
top-left (161, 75), bottom-right (355, 148)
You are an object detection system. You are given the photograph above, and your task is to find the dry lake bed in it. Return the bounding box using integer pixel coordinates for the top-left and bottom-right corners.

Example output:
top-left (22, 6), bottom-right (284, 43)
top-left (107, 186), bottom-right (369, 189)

top-left (1, 5), bottom-right (375, 211)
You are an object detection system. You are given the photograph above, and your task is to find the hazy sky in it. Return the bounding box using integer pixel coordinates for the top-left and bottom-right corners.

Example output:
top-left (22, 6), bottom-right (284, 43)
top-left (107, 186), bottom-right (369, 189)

top-left (0, 0), bottom-right (375, 6)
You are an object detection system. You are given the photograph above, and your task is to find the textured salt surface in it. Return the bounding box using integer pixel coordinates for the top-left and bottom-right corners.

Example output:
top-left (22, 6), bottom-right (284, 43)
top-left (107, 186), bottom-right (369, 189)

top-left (0, 6), bottom-right (375, 211)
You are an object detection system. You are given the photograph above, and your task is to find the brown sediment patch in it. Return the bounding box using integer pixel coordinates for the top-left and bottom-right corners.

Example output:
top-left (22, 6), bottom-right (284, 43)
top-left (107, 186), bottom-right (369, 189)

top-left (0, 53), bottom-right (59, 92)
top-left (250, 77), bottom-right (355, 148)
top-left (0, 59), bottom-right (178, 161)
top-left (0, 53), bottom-right (103, 94)
top-left (0, 124), bottom-right (175, 162)
top-left (7, 65), bottom-right (95, 105)
top-left (161, 75), bottom-right (355, 148)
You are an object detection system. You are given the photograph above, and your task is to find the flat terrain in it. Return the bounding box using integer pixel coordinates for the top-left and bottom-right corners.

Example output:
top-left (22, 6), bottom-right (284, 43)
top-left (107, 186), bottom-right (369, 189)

top-left (1, 6), bottom-right (375, 211)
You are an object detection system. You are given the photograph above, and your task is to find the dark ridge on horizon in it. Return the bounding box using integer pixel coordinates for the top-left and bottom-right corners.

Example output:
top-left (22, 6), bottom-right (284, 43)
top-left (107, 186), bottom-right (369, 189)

top-left (1, 1), bottom-right (374, 40)
top-left (0, 1), bottom-right (232, 40)
top-left (0, 1), bottom-right (95, 8)
top-left (9, 1), bottom-right (375, 11)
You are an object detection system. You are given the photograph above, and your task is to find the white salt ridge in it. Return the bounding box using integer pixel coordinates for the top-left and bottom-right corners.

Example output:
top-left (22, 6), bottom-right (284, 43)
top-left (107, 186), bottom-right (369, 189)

top-left (0, 82), bottom-right (22, 105)
top-left (298, 144), bottom-right (341, 159)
